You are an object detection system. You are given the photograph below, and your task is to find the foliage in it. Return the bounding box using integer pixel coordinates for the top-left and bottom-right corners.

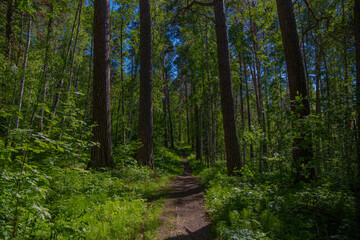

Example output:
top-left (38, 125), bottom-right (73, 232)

top-left (189, 158), bottom-right (358, 240)
top-left (0, 141), bottom-right (183, 239)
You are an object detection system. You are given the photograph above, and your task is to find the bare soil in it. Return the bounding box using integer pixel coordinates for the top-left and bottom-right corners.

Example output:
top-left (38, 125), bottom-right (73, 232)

top-left (155, 151), bottom-right (212, 240)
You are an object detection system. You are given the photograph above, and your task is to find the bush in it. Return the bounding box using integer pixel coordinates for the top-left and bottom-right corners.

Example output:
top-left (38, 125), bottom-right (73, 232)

top-left (189, 158), bottom-right (357, 240)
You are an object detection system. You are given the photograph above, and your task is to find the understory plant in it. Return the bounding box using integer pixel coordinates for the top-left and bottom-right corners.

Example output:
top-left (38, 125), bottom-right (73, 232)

top-left (189, 158), bottom-right (357, 240)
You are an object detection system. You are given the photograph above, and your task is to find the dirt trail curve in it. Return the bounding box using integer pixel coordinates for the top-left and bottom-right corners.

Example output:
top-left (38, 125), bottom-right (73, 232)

top-left (155, 149), bottom-right (212, 240)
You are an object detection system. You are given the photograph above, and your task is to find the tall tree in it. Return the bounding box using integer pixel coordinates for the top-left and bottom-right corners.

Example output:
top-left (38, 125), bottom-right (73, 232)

top-left (87, 0), bottom-right (115, 169)
top-left (5, 0), bottom-right (15, 61)
top-left (355, 0), bottom-right (360, 226)
top-left (276, 0), bottom-right (315, 183)
top-left (213, 0), bottom-right (243, 174)
top-left (180, 0), bottom-right (243, 174)
top-left (14, 16), bottom-right (31, 130)
top-left (136, 0), bottom-right (154, 168)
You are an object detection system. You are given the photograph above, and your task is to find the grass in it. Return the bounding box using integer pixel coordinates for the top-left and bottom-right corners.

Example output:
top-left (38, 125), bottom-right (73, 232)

top-left (1, 145), bottom-right (184, 239)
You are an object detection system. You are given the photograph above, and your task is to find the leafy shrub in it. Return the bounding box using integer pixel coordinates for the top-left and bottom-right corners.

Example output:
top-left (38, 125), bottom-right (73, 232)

top-left (189, 157), bottom-right (357, 240)
top-left (1, 140), bottom-right (184, 239)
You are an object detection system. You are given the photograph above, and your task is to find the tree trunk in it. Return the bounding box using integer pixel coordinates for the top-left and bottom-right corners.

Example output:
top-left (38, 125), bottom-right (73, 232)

top-left (59, 0), bottom-right (83, 138)
top-left (136, 0), bottom-right (154, 168)
top-left (185, 82), bottom-right (190, 145)
top-left (195, 104), bottom-right (202, 160)
top-left (39, 14), bottom-right (53, 132)
top-left (162, 54), bottom-right (168, 148)
top-left (15, 17), bottom-right (31, 130)
top-left (355, 0), bottom-right (360, 182)
top-left (276, 0), bottom-right (315, 183)
top-left (238, 55), bottom-right (246, 163)
top-left (87, 0), bottom-right (115, 169)
top-left (51, 0), bottom-right (82, 119)
top-left (167, 84), bottom-right (175, 148)
top-left (16, 13), bottom-right (24, 66)
top-left (243, 57), bottom-right (254, 160)
top-left (213, 0), bottom-right (243, 174)
top-left (80, 38), bottom-right (93, 141)
top-left (114, 18), bottom-right (125, 145)
top-left (163, 89), bottom-right (168, 148)
top-left (5, 0), bottom-right (15, 60)
top-left (211, 86), bottom-right (218, 165)
top-left (354, 0), bottom-right (360, 226)
top-left (315, 36), bottom-right (321, 114)
top-left (127, 50), bottom-right (139, 142)
top-left (178, 112), bottom-right (182, 142)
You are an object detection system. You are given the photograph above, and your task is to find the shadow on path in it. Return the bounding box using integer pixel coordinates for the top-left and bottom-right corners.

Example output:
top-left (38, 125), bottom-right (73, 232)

top-left (155, 149), bottom-right (212, 240)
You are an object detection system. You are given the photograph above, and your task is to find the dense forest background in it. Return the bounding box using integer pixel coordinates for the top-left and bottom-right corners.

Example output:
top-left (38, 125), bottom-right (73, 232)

top-left (1, 0), bottom-right (360, 239)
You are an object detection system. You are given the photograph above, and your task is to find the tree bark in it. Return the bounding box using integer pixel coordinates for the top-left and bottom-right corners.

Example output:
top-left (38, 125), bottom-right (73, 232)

top-left (162, 54), bottom-right (169, 148)
top-left (195, 104), bottom-right (202, 160)
top-left (276, 0), bottom-right (315, 183)
top-left (51, 0), bottom-right (82, 119)
top-left (315, 36), bottom-right (321, 114)
top-left (167, 83), bottom-right (175, 148)
top-left (185, 82), bottom-right (190, 145)
top-left (213, 0), bottom-right (243, 174)
top-left (354, 0), bottom-right (360, 226)
top-left (115, 18), bottom-right (125, 145)
top-left (211, 87), bottom-right (218, 165)
top-left (243, 57), bottom-right (254, 159)
top-left (80, 38), bottom-right (93, 141)
top-left (355, 0), bottom-right (360, 181)
top-left (16, 13), bottom-right (24, 66)
top-left (127, 50), bottom-right (139, 142)
top-left (5, 0), bottom-right (15, 60)
top-left (238, 55), bottom-right (246, 163)
top-left (59, 0), bottom-right (83, 140)
top-left (136, 0), bottom-right (154, 168)
top-left (87, 0), bottom-right (115, 169)
top-left (178, 111), bottom-right (182, 142)
top-left (15, 16), bottom-right (31, 130)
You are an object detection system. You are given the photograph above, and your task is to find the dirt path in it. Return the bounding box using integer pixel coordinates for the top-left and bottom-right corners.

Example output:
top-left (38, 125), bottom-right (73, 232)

top-left (155, 151), bottom-right (211, 240)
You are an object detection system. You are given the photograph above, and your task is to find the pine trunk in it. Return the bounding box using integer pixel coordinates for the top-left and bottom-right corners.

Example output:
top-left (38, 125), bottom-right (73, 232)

top-left (213, 0), bottom-right (243, 174)
top-left (185, 82), bottom-right (190, 145)
top-left (88, 0), bottom-right (115, 169)
top-left (5, 0), bottom-right (15, 60)
top-left (136, 0), bottom-right (154, 168)
top-left (15, 17), bottom-right (31, 130)
top-left (276, 0), bottom-right (315, 183)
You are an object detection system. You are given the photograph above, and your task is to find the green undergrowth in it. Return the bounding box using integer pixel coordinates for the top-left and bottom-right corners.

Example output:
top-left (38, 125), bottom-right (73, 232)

top-left (188, 155), bottom-right (358, 240)
top-left (1, 144), bottom-right (183, 239)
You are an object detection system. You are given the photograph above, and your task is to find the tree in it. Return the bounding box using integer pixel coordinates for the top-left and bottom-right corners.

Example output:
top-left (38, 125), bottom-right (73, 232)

top-left (178, 0), bottom-right (243, 174)
top-left (136, 0), bottom-right (154, 168)
top-left (87, 0), bottom-right (115, 169)
top-left (355, 0), bottom-right (360, 224)
top-left (355, 0), bottom-right (360, 182)
top-left (213, 0), bottom-right (243, 174)
top-left (5, 0), bottom-right (15, 61)
top-left (275, 0), bottom-right (315, 183)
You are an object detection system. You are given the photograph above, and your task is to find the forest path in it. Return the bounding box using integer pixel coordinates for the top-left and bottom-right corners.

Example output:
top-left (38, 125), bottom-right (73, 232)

top-left (155, 149), bottom-right (212, 240)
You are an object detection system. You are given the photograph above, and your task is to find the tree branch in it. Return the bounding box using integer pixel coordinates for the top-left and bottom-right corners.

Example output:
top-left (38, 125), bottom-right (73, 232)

top-left (172, 0), bottom-right (214, 24)
top-left (189, 8), bottom-right (215, 24)
top-left (303, 0), bottom-right (330, 34)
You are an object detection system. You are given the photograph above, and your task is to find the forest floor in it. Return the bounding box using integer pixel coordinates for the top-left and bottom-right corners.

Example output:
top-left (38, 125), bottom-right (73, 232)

top-left (154, 150), bottom-right (212, 240)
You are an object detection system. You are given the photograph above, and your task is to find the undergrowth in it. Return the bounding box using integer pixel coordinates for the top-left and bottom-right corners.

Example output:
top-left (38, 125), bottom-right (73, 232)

top-left (188, 155), bottom-right (358, 240)
top-left (1, 138), bottom-right (183, 239)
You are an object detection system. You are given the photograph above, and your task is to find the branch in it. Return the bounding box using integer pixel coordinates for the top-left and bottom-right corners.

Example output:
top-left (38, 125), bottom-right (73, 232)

top-left (172, 0), bottom-right (214, 24)
top-left (189, 8), bottom-right (215, 24)
top-left (303, 0), bottom-right (330, 34)
top-left (186, 0), bottom-right (214, 8)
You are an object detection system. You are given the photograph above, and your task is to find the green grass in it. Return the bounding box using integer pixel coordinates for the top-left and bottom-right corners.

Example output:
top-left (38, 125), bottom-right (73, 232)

top-left (1, 145), bottom-right (184, 239)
